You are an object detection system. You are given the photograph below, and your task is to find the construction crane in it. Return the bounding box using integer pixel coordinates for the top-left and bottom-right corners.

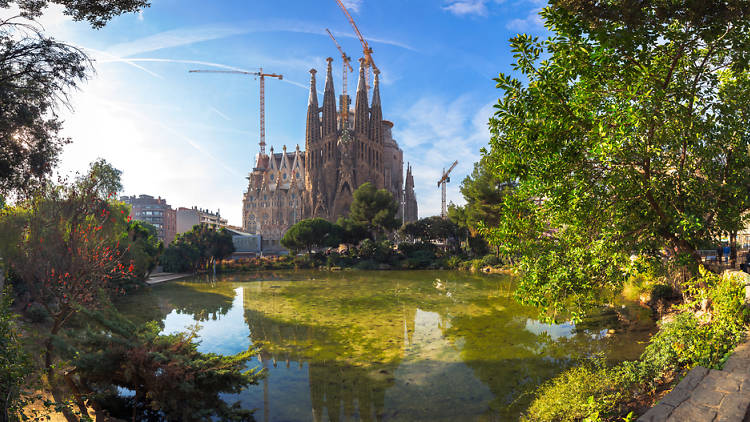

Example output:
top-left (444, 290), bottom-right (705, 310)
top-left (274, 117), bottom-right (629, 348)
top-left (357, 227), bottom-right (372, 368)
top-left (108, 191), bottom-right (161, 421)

top-left (326, 28), bottom-right (354, 130)
top-left (437, 160), bottom-right (458, 218)
top-left (333, 0), bottom-right (378, 90)
top-left (189, 68), bottom-right (282, 157)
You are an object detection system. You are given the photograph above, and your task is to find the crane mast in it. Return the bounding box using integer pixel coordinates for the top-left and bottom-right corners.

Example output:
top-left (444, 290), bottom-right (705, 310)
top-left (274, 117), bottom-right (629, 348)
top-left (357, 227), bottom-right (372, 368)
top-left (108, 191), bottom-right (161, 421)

top-left (189, 68), bottom-right (282, 158)
top-left (437, 160), bottom-right (458, 218)
top-left (326, 28), bottom-right (354, 130)
top-left (333, 0), bottom-right (378, 90)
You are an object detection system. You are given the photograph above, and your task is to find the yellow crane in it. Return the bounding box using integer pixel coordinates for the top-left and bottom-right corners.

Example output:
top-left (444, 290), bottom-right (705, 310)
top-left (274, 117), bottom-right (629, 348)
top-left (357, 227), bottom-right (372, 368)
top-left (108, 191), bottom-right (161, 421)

top-left (438, 160), bottom-right (458, 218)
top-left (189, 68), bottom-right (282, 157)
top-left (333, 0), bottom-right (378, 90)
top-left (326, 28), bottom-right (354, 129)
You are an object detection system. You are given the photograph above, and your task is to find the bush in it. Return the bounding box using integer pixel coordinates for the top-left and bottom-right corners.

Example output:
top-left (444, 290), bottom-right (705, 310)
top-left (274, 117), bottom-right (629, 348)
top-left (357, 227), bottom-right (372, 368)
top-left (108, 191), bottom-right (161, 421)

top-left (354, 259), bottom-right (378, 270)
top-left (526, 268), bottom-right (749, 420)
top-left (445, 256), bottom-right (463, 269)
top-left (481, 254), bottom-right (501, 268)
top-left (0, 288), bottom-right (32, 420)
top-left (524, 360), bottom-right (624, 422)
top-left (25, 302), bottom-right (49, 323)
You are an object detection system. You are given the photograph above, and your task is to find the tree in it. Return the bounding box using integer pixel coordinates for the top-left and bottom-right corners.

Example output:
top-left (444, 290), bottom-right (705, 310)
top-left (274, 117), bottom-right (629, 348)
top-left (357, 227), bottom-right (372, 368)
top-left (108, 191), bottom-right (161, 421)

top-left (161, 225), bottom-right (234, 273)
top-left (66, 308), bottom-right (259, 421)
top-left (484, 3), bottom-right (750, 319)
top-left (447, 203), bottom-right (489, 256)
top-left (335, 216), bottom-right (371, 245)
top-left (0, 287), bottom-right (31, 422)
top-left (2, 0), bottom-right (150, 28)
top-left (122, 220), bottom-right (162, 280)
top-left (348, 182), bottom-right (399, 238)
top-left (2, 181), bottom-right (134, 376)
top-left (81, 158), bottom-right (123, 199)
top-left (459, 158), bottom-right (515, 231)
top-left (0, 2), bottom-right (149, 197)
top-left (281, 218), bottom-right (339, 254)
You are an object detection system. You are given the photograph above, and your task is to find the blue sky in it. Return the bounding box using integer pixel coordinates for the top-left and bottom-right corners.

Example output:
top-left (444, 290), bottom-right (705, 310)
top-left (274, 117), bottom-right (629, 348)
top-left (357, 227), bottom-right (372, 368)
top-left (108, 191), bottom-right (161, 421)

top-left (7, 0), bottom-right (547, 225)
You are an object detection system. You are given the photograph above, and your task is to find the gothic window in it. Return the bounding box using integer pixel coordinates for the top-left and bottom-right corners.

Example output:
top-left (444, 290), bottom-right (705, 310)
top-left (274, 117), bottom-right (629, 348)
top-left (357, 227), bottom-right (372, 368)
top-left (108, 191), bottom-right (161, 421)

top-left (264, 195), bottom-right (267, 200)
top-left (283, 173), bottom-right (287, 180)
top-left (270, 174), bottom-right (275, 180)
top-left (295, 172), bottom-right (299, 178)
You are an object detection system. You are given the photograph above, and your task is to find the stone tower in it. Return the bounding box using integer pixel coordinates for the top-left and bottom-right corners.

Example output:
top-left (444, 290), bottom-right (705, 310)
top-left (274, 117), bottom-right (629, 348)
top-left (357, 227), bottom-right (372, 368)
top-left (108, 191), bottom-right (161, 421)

top-left (302, 57), bottom-right (388, 222)
top-left (403, 163), bottom-right (418, 223)
top-left (243, 56), bottom-right (417, 244)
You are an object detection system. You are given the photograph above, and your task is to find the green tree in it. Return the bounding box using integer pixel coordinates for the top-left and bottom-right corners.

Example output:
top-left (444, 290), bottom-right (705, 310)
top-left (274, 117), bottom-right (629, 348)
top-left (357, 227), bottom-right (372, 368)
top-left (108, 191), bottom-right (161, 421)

top-left (162, 225), bottom-right (235, 273)
top-left (2, 0), bottom-right (150, 28)
top-left (281, 218), bottom-right (339, 254)
top-left (0, 287), bottom-right (31, 422)
top-left (65, 308), bottom-right (259, 421)
top-left (122, 220), bottom-right (163, 280)
top-left (459, 158), bottom-right (514, 230)
top-left (447, 203), bottom-right (489, 256)
top-left (2, 181), bottom-right (134, 377)
top-left (80, 158), bottom-right (123, 199)
top-left (348, 182), bottom-right (399, 238)
top-left (335, 216), bottom-right (371, 245)
top-left (484, 3), bottom-right (750, 319)
top-left (0, 2), bottom-right (149, 197)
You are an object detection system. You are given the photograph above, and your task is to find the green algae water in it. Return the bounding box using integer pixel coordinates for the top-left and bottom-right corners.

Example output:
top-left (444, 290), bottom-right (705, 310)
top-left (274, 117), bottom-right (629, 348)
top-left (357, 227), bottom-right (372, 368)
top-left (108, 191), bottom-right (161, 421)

top-left (117, 270), bottom-right (655, 421)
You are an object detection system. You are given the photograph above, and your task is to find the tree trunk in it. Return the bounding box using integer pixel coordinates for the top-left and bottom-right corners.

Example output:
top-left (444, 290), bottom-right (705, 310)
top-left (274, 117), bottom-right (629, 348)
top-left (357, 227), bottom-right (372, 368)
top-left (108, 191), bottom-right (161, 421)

top-left (45, 311), bottom-right (67, 380)
top-left (730, 231), bottom-right (738, 268)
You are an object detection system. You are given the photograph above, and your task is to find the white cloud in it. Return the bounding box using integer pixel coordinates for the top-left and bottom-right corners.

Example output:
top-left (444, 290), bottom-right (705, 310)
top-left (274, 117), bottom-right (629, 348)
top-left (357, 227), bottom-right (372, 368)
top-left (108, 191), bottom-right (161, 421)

top-left (442, 0), bottom-right (505, 17)
top-left (340, 0), bottom-right (363, 14)
top-left (506, 8), bottom-right (544, 31)
top-left (394, 97), bottom-right (494, 218)
top-left (443, 0), bottom-right (490, 16)
top-left (55, 74), bottom-right (249, 226)
top-left (106, 25), bottom-right (250, 57)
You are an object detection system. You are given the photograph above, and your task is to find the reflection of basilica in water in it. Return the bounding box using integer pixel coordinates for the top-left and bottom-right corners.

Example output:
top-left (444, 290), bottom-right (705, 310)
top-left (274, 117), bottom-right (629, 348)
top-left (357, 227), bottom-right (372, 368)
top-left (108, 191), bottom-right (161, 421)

top-left (127, 272), bottom-right (656, 422)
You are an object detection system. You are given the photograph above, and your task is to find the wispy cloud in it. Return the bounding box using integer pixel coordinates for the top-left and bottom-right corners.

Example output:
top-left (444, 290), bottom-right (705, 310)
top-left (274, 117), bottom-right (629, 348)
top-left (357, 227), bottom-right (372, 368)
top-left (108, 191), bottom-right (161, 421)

top-left (105, 25), bottom-right (249, 57)
top-left (103, 19), bottom-right (413, 61)
top-left (394, 96), bottom-right (494, 217)
top-left (443, 0), bottom-right (504, 17)
top-left (506, 8), bottom-right (545, 31)
top-left (340, 0), bottom-right (363, 13)
top-left (209, 107), bottom-right (232, 121)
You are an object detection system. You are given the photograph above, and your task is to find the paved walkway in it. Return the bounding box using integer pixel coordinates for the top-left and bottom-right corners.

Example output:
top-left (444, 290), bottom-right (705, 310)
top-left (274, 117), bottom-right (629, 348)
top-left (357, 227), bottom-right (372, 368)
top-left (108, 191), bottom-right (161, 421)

top-left (638, 271), bottom-right (750, 422)
top-left (638, 336), bottom-right (750, 422)
top-left (145, 272), bottom-right (192, 285)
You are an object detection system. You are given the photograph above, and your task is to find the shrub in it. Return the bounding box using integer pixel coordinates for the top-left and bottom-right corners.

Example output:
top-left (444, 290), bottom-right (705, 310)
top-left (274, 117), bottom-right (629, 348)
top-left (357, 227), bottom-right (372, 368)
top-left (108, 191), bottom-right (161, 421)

top-left (481, 254), bottom-right (501, 268)
top-left (526, 268), bottom-right (749, 420)
top-left (0, 288), bottom-right (32, 420)
top-left (445, 256), bottom-right (463, 269)
top-left (354, 259), bottom-right (378, 270)
top-left (25, 302), bottom-right (49, 323)
top-left (523, 360), bottom-right (624, 422)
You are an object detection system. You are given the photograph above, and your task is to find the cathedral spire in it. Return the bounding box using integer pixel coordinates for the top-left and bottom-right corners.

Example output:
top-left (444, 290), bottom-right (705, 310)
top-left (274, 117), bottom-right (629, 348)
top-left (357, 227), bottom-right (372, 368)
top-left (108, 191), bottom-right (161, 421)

top-left (368, 69), bottom-right (383, 145)
top-left (305, 69), bottom-right (320, 147)
top-left (354, 58), bottom-right (369, 134)
top-left (322, 57), bottom-right (337, 136)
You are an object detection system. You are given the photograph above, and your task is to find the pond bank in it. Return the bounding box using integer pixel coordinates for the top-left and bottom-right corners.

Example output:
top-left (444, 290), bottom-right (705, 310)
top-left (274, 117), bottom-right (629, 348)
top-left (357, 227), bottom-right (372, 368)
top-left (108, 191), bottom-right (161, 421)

top-left (145, 272), bottom-right (192, 285)
top-left (637, 332), bottom-right (750, 421)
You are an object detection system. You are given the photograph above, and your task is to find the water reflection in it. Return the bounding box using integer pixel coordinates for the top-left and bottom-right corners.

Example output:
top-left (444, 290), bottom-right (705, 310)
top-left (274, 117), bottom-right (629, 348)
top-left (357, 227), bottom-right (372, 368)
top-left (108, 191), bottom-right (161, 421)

top-left (118, 270), bottom-right (655, 421)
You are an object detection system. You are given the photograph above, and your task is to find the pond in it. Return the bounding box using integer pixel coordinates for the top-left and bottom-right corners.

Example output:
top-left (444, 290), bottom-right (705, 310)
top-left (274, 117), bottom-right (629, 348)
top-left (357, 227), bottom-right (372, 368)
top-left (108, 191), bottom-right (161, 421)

top-left (117, 270), bottom-right (655, 421)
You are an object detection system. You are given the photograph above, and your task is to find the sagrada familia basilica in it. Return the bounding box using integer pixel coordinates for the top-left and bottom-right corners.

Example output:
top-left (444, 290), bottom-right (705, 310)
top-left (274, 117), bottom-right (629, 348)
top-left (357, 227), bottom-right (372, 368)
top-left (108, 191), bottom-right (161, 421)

top-left (241, 57), bottom-right (418, 243)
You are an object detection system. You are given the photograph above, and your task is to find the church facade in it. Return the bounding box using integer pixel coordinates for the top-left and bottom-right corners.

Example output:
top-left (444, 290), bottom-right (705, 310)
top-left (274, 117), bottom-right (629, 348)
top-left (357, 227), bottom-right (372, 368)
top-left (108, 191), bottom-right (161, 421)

top-left (242, 58), bottom-right (418, 243)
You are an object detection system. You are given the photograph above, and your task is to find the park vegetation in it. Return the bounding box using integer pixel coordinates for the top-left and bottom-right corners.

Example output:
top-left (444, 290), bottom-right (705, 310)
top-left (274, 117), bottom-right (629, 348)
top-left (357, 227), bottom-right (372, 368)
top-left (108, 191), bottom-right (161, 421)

top-left (160, 224), bottom-right (235, 273)
top-left (483, 1), bottom-right (750, 420)
top-left (0, 2), bottom-right (261, 419)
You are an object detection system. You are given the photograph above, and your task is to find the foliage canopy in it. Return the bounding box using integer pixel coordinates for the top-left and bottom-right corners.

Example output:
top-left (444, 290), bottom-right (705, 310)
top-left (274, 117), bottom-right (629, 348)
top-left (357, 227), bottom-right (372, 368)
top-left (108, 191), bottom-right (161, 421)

top-left (484, 2), bottom-right (750, 318)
